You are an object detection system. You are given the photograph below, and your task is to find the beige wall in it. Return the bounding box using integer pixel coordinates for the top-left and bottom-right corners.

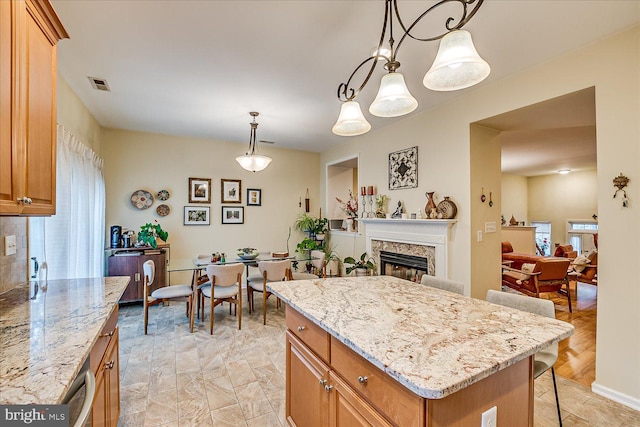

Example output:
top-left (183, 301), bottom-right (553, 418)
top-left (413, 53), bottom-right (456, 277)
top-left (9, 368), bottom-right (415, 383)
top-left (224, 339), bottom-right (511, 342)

top-left (528, 170), bottom-right (598, 247)
top-left (501, 174), bottom-right (528, 224)
top-left (101, 128), bottom-right (320, 283)
top-left (57, 75), bottom-right (103, 154)
top-left (320, 26), bottom-right (640, 406)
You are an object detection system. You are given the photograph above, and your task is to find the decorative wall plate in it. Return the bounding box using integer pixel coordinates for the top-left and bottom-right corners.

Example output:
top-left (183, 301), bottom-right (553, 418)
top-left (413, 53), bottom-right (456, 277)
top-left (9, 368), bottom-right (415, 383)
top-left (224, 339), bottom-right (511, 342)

top-left (130, 190), bottom-right (153, 210)
top-left (156, 204), bottom-right (170, 217)
top-left (437, 196), bottom-right (458, 219)
top-left (157, 189), bottom-right (170, 201)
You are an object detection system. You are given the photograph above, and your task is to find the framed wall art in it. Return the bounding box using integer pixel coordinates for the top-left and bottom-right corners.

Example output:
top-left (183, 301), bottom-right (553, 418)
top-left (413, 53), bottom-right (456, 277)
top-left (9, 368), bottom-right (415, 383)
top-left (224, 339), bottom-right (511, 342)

top-left (222, 206), bottom-right (244, 224)
top-left (188, 177), bottom-right (211, 203)
top-left (247, 188), bottom-right (262, 206)
top-left (184, 206), bottom-right (210, 225)
top-left (388, 146), bottom-right (418, 190)
top-left (221, 179), bottom-right (242, 204)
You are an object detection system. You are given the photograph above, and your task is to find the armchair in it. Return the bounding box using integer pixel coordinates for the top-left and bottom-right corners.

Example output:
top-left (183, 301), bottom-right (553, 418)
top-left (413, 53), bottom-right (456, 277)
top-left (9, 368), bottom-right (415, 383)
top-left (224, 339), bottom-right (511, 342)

top-left (569, 250), bottom-right (598, 286)
top-left (502, 258), bottom-right (572, 312)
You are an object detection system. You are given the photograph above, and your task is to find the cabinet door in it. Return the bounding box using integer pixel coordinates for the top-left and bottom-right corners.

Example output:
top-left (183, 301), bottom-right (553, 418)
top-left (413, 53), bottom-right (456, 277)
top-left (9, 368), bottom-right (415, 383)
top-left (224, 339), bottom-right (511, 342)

top-left (286, 331), bottom-right (330, 427)
top-left (91, 360), bottom-right (108, 427)
top-left (0, 0), bottom-right (21, 214)
top-left (22, 0), bottom-right (57, 215)
top-left (105, 328), bottom-right (120, 426)
top-left (329, 372), bottom-right (392, 427)
top-left (107, 256), bottom-right (139, 302)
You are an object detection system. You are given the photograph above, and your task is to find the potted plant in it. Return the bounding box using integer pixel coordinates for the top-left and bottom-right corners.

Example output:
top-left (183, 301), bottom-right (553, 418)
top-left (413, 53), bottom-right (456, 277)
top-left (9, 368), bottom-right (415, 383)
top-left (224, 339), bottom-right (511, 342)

top-left (294, 212), bottom-right (316, 236)
top-left (323, 247), bottom-right (341, 277)
top-left (137, 220), bottom-right (168, 249)
top-left (313, 217), bottom-right (329, 241)
top-left (343, 252), bottom-right (376, 276)
top-left (296, 237), bottom-right (320, 254)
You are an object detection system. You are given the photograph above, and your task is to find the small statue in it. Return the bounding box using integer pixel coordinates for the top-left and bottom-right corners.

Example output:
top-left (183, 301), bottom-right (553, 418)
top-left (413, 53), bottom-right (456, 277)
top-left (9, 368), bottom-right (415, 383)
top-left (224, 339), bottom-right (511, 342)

top-left (391, 201), bottom-right (403, 218)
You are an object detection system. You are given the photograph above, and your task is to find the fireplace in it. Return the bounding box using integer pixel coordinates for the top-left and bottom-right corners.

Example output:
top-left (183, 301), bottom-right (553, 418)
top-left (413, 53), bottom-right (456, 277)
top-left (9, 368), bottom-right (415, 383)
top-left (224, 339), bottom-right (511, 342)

top-left (360, 218), bottom-right (456, 278)
top-left (380, 251), bottom-right (428, 282)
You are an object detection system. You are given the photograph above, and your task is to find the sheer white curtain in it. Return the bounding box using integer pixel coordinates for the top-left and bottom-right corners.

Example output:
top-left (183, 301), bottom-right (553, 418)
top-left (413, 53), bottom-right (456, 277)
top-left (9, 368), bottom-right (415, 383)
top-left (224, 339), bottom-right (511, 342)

top-left (29, 125), bottom-right (106, 280)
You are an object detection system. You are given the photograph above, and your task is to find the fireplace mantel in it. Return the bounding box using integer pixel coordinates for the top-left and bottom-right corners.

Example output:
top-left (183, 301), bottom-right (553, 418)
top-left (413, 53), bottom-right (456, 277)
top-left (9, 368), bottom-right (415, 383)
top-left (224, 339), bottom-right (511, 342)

top-left (360, 218), bottom-right (456, 278)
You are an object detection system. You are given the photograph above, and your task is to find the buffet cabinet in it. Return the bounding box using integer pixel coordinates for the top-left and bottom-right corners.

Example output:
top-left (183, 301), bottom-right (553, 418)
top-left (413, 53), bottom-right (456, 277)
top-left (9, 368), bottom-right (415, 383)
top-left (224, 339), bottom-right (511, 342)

top-left (90, 305), bottom-right (120, 427)
top-left (0, 0), bottom-right (68, 215)
top-left (107, 249), bottom-right (166, 303)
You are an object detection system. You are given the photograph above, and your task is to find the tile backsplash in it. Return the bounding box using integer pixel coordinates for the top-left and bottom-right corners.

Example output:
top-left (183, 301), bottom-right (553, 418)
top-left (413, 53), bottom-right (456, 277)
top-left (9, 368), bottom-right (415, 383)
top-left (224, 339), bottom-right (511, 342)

top-left (0, 217), bottom-right (28, 294)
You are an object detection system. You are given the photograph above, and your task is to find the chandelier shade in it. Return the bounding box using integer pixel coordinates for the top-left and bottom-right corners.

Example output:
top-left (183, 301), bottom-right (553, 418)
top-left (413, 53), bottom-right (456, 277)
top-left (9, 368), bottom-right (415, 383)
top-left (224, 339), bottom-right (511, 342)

top-left (236, 112), bottom-right (272, 172)
top-left (369, 72), bottom-right (418, 117)
top-left (423, 30), bottom-right (490, 91)
top-left (332, 100), bottom-right (372, 136)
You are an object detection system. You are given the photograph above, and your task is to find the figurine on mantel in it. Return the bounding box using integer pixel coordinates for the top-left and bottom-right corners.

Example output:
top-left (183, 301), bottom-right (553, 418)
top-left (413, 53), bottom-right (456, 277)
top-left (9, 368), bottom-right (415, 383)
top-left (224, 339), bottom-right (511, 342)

top-left (391, 201), bottom-right (403, 218)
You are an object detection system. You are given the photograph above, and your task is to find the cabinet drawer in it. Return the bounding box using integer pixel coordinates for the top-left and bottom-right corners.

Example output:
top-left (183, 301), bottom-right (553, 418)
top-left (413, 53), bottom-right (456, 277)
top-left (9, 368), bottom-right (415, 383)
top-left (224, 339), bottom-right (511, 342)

top-left (330, 337), bottom-right (424, 427)
top-left (286, 305), bottom-right (330, 362)
top-left (90, 306), bottom-right (118, 373)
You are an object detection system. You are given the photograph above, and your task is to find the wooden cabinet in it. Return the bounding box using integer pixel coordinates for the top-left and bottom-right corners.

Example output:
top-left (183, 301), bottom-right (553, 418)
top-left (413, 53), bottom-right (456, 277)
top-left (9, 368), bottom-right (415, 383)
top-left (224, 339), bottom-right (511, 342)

top-left (285, 306), bottom-right (396, 427)
top-left (0, 0), bottom-right (67, 216)
top-left (107, 250), bottom-right (166, 303)
top-left (91, 306), bottom-right (120, 427)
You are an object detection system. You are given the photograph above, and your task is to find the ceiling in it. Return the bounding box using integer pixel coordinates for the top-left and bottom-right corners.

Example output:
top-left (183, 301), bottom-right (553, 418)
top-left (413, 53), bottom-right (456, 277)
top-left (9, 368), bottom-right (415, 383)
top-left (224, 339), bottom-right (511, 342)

top-left (52, 1), bottom-right (639, 174)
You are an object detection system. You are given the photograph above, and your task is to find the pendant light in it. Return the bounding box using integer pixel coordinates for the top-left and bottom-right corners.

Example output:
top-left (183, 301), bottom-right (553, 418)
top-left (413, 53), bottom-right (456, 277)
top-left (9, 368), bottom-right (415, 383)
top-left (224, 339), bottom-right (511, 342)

top-left (423, 30), bottom-right (491, 91)
top-left (235, 112), bottom-right (272, 172)
top-left (332, 100), bottom-right (371, 136)
top-left (369, 72), bottom-right (418, 117)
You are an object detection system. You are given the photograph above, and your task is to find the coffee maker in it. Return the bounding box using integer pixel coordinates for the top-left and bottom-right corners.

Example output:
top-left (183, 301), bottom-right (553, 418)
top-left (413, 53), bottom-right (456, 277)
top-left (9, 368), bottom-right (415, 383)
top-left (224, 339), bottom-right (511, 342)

top-left (110, 225), bottom-right (122, 248)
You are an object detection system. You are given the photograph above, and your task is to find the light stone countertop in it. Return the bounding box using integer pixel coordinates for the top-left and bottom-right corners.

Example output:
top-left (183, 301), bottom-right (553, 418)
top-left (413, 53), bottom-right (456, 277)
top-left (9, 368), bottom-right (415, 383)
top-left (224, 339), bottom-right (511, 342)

top-left (268, 276), bottom-right (574, 399)
top-left (0, 277), bottom-right (129, 404)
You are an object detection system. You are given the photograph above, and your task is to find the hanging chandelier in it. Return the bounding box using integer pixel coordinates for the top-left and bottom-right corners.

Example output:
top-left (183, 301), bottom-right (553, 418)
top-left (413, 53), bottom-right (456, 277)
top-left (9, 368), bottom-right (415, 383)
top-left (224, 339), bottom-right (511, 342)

top-left (236, 112), bottom-right (272, 172)
top-left (332, 0), bottom-right (490, 137)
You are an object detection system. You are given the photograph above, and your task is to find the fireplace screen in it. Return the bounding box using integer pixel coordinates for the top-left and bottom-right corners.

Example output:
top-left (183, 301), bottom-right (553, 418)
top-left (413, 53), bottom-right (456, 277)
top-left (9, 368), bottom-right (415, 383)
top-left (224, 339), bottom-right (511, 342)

top-left (380, 251), bottom-right (427, 282)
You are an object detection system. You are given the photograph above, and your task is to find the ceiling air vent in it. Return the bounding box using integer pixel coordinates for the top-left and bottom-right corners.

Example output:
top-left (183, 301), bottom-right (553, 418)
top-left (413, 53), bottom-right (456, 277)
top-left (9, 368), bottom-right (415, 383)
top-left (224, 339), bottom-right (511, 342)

top-left (87, 76), bottom-right (111, 92)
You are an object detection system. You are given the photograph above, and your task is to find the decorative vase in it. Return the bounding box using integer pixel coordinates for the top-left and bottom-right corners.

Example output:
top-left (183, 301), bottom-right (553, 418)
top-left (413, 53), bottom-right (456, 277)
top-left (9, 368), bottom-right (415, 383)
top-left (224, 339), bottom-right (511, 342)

top-left (345, 218), bottom-right (353, 232)
top-left (424, 192), bottom-right (436, 215)
top-left (355, 268), bottom-right (369, 277)
top-left (437, 196), bottom-right (458, 219)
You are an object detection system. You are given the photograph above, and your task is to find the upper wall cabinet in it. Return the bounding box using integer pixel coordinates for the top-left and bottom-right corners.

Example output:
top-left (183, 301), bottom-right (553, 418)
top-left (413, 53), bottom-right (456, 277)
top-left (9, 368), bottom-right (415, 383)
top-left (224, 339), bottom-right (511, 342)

top-left (0, 0), bottom-right (68, 216)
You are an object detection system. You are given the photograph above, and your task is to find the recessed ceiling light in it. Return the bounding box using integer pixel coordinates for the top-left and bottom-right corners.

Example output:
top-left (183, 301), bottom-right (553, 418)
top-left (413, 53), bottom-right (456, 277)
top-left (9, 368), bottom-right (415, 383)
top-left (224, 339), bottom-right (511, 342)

top-left (558, 169), bottom-right (571, 175)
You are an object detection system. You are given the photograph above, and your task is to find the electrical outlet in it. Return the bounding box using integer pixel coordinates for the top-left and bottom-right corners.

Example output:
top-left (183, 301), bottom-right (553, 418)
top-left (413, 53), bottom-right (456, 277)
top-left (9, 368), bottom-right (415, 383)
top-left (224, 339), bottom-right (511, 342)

top-left (481, 406), bottom-right (497, 427)
top-left (4, 235), bottom-right (16, 256)
top-left (477, 230), bottom-right (483, 242)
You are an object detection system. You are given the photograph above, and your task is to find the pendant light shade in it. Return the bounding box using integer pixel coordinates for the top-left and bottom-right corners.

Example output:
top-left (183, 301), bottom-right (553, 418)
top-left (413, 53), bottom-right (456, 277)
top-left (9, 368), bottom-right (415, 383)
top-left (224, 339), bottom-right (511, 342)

top-left (236, 112), bottom-right (272, 172)
top-left (332, 100), bottom-right (371, 136)
top-left (369, 72), bottom-right (418, 117)
top-left (423, 30), bottom-right (490, 91)
top-left (235, 154), bottom-right (272, 172)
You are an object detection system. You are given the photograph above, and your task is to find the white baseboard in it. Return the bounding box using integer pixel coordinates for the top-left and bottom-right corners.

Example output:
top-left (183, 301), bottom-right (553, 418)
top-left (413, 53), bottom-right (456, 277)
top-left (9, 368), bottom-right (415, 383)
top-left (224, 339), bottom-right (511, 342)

top-left (591, 382), bottom-right (640, 411)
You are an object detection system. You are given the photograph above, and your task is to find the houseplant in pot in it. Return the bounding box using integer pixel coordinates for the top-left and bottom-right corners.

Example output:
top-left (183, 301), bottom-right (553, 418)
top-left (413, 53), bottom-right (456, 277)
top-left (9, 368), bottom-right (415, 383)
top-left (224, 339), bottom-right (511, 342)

top-left (344, 252), bottom-right (376, 276)
top-left (294, 212), bottom-right (316, 237)
top-left (137, 220), bottom-right (168, 249)
top-left (296, 238), bottom-right (321, 272)
top-left (313, 217), bottom-right (329, 241)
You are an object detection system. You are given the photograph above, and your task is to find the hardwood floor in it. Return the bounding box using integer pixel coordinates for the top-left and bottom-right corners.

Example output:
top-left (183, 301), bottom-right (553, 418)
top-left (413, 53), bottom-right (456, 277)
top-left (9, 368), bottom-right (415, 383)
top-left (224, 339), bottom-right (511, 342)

top-left (546, 281), bottom-right (598, 388)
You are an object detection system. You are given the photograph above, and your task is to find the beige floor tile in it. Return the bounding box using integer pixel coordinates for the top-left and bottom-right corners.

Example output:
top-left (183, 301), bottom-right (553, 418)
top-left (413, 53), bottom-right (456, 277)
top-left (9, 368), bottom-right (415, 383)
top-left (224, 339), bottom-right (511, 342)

top-left (117, 410), bottom-right (145, 427)
top-left (204, 375), bottom-right (238, 411)
top-left (210, 404), bottom-right (249, 427)
top-left (119, 382), bottom-right (150, 417)
top-left (176, 371), bottom-right (206, 402)
top-left (144, 388), bottom-right (178, 425)
top-left (247, 411), bottom-right (283, 427)
top-left (225, 359), bottom-right (256, 387)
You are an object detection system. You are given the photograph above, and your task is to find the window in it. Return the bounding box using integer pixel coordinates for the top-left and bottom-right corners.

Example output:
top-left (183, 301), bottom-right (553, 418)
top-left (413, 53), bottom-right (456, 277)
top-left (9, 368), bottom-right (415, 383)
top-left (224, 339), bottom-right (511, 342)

top-left (531, 221), bottom-right (551, 256)
top-left (567, 220), bottom-right (598, 255)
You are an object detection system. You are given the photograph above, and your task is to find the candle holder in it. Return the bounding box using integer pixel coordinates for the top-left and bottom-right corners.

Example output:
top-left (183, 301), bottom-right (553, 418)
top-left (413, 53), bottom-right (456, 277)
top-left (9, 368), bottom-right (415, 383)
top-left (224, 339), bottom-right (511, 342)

top-left (361, 194), bottom-right (367, 218)
top-left (367, 195), bottom-right (375, 218)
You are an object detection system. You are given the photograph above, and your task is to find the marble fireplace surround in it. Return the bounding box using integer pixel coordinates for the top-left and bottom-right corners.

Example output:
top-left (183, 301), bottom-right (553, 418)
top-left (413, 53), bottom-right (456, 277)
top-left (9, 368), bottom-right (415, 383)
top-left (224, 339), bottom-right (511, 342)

top-left (360, 218), bottom-right (457, 278)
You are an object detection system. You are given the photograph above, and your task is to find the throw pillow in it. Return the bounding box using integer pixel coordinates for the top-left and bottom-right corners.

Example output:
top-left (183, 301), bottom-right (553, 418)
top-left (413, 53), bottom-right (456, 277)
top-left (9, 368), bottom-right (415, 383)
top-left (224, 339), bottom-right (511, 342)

top-left (572, 255), bottom-right (591, 273)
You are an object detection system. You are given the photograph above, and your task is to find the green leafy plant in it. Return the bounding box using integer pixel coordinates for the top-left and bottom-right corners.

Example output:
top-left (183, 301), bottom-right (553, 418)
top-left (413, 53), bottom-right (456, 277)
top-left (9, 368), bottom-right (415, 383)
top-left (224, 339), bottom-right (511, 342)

top-left (313, 217), bottom-right (329, 235)
top-left (294, 212), bottom-right (316, 233)
top-left (343, 252), bottom-right (376, 275)
top-left (138, 221), bottom-right (168, 249)
top-left (296, 237), bottom-right (320, 253)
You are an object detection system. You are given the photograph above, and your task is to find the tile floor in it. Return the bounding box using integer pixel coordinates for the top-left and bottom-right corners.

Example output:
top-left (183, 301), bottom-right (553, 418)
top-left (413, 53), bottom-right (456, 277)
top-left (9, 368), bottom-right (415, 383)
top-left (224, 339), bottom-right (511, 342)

top-left (116, 301), bottom-right (640, 427)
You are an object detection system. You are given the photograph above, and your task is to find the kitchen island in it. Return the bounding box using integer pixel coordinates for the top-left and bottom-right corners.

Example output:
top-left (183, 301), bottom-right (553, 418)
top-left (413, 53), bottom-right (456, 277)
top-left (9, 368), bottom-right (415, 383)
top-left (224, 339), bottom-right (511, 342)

top-left (268, 276), bottom-right (574, 426)
top-left (0, 277), bottom-right (129, 405)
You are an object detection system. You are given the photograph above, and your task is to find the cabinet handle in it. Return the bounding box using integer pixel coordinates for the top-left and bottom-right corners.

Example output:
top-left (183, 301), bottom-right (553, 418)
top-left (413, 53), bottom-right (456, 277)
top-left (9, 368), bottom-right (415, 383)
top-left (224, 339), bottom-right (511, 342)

top-left (16, 197), bottom-right (24, 203)
top-left (357, 375), bottom-right (368, 384)
top-left (25, 197), bottom-right (32, 204)
top-left (105, 360), bottom-right (114, 369)
top-left (297, 326), bottom-right (306, 332)
top-left (324, 385), bottom-right (334, 393)
top-left (319, 379), bottom-right (327, 386)
top-left (100, 330), bottom-right (115, 338)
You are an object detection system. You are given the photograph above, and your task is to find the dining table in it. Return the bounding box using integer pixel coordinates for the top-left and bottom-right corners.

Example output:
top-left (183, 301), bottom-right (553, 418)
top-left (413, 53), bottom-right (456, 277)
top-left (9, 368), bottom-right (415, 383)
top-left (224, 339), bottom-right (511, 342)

top-left (166, 255), bottom-right (296, 331)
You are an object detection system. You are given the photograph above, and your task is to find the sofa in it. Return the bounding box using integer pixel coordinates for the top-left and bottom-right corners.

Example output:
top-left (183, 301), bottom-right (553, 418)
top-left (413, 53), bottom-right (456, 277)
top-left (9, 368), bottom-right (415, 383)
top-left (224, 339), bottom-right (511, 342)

top-left (501, 241), bottom-right (544, 270)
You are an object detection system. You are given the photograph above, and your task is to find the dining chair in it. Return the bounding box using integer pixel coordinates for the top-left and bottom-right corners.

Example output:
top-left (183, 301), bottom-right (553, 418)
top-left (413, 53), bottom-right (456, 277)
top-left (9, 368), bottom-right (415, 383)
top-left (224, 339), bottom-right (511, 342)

top-left (199, 263), bottom-right (245, 334)
top-left (143, 260), bottom-right (194, 334)
top-left (247, 259), bottom-right (292, 325)
top-left (420, 274), bottom-right (465, 295)
top-left (486, 289), bottom-right (564, 426)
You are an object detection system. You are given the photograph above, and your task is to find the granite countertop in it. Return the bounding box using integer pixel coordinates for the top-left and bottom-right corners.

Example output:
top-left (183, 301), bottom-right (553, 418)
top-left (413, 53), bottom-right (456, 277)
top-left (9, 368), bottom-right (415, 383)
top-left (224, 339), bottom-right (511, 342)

top-left (268, 276), bottom-right (574, 399)
top-left (0, 277), bottom-right (129, 404)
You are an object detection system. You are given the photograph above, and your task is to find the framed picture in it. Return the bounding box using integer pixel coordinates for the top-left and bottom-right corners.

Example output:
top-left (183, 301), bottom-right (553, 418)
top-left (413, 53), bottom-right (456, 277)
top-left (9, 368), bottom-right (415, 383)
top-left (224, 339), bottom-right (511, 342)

top-left (221, 206), bottom-right (244, 224)
top-left (221, 179), bottom-right (242, 204)
top-left (188, 177), bottom-right (211, 203)
top-left (247, 188), bottom-right (262, 206)
top-left (184, 206), bottom-right (210, 225)
top-left (388, 146), bottom-right (418, 190)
